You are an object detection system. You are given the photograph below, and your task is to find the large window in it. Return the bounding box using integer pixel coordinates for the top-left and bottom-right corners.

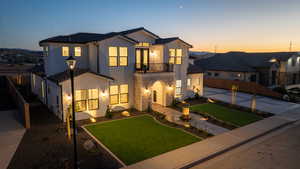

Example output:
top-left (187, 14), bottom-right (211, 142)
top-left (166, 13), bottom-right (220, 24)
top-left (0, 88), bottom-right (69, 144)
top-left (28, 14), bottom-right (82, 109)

top-left (109, 47), bottom-right (128, 66)
top-left (169, 48), bottom-right (182, 64)
top-left (119, 47), bottom-right (128, 66)
top-left (136, 42), bottom-right (150, 47)
top-left (120, 84), bottom-right (128, 103)
top-left (187, 78), bottom-right (191, 86)
top-left (62, 46), bottom-right (69, 57)
top-left (74, 47), bottom-right (81, 57)
top-left (109, 85), bottom-right (119, 105)
top-left (176, 49), bottom-right (182, 64)
top-left (110, 84), bottom-right (129, 105)
top-left (109, 47), bottom-right (118, 66)
top-left (75, 89), bottom-right (99, 112)
top-left (175, 80), bottom-right (182, 96)
top-left (169, 49), bottom-right (175, 64)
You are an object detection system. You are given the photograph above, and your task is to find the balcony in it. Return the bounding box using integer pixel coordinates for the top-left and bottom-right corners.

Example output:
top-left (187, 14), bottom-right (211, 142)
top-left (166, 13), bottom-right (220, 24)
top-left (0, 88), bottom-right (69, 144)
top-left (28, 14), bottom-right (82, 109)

top-left (135, 63), bottom-right (174, 73)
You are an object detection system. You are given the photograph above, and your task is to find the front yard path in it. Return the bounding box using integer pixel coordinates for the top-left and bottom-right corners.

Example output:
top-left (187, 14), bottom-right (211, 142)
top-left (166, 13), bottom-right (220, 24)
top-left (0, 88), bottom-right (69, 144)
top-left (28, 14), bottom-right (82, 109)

top-left (152, 104), bottom-right (229, 135)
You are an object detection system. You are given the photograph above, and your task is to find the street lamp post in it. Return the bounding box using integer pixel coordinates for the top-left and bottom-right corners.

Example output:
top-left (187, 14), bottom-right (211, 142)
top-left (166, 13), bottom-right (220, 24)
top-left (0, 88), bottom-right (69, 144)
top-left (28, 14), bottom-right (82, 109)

top-left (65, 55), bottom-right (78, 169)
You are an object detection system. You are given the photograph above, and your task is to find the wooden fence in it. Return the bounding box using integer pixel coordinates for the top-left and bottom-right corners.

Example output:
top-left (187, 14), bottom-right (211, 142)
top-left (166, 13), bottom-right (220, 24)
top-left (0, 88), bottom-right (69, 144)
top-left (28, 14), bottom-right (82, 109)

top-left (204, 78), bottom-right (283, 99)
top-left (6, 76), bottom-right (30, 129)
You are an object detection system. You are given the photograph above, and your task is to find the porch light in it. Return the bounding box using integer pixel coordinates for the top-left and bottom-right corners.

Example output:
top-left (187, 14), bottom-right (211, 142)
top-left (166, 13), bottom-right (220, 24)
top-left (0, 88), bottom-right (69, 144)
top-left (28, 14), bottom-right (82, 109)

top-left (65, 55), bottom-right (77, 70)
top-left (167, 85), bottom-right (173, 90)
top-left (144, 88), bottom-right (150, 94)
top-left (66, 94), bottom-right (72, 101)
top-left (101, 90), bottom-right (107, 97)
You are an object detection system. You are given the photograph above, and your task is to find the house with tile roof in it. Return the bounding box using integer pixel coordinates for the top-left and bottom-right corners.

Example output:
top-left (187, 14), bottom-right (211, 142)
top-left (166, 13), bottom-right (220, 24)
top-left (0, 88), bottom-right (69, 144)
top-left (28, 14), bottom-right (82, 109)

top-left (31, 27), bottom-right (203, 121)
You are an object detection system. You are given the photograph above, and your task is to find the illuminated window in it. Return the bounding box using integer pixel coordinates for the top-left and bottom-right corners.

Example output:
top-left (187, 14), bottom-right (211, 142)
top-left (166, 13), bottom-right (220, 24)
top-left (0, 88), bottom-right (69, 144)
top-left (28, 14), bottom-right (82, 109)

top-left (62, 46), bottom-right (69, 57)
top-left (187, 78), bottom-right (191, 86)
top-left (136, 42), bottom-right (150, 47)
top-left (176, 49), bottom-right (182, 64)
top-left (74, 47), bottom-right (81, 57)
top-left (120, 84), bottom-right (128, 103)
top-left (75, 90), bottom-right (87, 112)
top-left (88, 89), bottom-right (99, 110)
top-left (119, 47), bottom-right (128, 66)
top-left (75, 89), bottom-right (99, 112)
top-left (169, 49), bottom-right (175, 64)
top-left (175, 80), bottom-right (181, 96)
top-left (109, 47), bottom-right (118, 66)
top-left (109, 85), bottom-right (119, 105)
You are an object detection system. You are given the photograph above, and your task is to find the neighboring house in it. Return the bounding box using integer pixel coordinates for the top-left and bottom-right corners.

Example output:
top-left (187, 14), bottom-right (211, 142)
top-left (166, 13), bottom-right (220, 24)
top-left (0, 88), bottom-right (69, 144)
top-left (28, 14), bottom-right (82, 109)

top-left (192, 51), bottom-right (300, 87)
top-left (31, 27), bottom-right (203, 121)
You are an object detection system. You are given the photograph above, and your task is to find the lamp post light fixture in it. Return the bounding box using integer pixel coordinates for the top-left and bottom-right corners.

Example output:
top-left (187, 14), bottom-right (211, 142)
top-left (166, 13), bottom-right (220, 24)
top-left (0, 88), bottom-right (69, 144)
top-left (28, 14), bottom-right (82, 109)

top-left (65, 55), bottom-right (78, 169)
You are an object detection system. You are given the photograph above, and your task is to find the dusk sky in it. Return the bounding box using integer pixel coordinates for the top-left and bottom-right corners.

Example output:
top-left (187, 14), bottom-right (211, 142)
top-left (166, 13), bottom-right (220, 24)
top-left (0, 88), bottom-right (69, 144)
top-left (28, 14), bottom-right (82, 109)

top-left (1, 0), bottom-right (300, 52)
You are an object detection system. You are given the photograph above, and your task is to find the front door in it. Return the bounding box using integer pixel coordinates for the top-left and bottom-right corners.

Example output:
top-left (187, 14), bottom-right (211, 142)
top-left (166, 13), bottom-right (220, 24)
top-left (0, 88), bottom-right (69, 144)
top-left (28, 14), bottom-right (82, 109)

top-left (136, 48), bottom-right (149, 70)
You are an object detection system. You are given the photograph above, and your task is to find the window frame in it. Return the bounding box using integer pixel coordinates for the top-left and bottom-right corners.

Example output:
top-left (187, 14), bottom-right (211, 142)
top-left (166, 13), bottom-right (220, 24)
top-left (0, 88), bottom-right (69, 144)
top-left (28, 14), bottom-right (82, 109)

top-left (176, 49), bottom-right (182, 64)
top-left (120, 84), bottom-right (129, 104)
top-left (119, 47), bottom-right (128, 66)
top-left (187, 78), bottom-right (191, 86)
top-left (169, 48), bottom-right (182, 64)
top-left (87, 89), bottom-right (99, 110)
top-left (109, 47), bottom-right (118, 67)
top-left (75, 89), bottom-right (88, 112)
top-left (175, 80), bottom-right (182, 96)
top-left (62, 46), bottom-right (69, 57)
top-left (74, 46), bottom-right (82, 57)
top-left (109, 85), bottom-right (119, 105)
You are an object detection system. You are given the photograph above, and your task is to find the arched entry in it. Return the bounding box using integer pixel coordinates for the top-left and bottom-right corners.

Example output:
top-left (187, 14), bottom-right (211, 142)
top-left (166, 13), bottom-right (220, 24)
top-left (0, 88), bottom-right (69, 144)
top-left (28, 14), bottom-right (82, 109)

top-left (152, 81), bottom-right (165, 106)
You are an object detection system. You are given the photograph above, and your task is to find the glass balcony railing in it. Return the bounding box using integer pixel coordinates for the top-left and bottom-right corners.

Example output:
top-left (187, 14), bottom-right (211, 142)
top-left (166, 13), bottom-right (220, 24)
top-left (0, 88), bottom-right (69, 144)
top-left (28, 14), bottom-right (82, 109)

top-left (135, 63), bottom-right (174, 73)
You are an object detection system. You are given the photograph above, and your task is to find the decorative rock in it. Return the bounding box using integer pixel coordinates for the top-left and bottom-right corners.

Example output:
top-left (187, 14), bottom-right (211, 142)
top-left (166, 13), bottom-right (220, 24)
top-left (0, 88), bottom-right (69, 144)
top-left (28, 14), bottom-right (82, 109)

top-left (122, 111), bottom-right (130, 117)
top-left (83, 140), bottom-right (95, 151)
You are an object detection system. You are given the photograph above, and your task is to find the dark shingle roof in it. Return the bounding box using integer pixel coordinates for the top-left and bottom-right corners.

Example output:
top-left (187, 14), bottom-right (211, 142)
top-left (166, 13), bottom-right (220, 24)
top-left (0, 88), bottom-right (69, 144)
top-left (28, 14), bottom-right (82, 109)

top-left (155, 37), bottom-right (193, 47)
top-left (187, 64), bottom-right (204, 74)
top-left (192, 52), bottom-right (299, 73)
top-left (47, 69), bottom-right (113, 83)
top-left (39, 27), bottom-right (160, 45)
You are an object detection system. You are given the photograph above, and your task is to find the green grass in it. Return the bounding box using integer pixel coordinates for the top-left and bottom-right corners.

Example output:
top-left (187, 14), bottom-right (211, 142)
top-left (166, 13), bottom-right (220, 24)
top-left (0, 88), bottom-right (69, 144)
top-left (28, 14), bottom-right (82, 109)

top-left (85, 115), bottom-right (200, 165)
top-left (190, 103), bottom-right (262, 127)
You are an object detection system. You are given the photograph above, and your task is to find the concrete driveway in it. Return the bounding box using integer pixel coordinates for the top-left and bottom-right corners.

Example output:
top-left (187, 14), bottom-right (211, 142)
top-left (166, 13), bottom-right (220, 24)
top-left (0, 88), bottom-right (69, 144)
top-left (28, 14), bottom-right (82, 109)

top-left (0, 110), bottom-right (25, 169)
top-left (204, 87), bottom-right (300, 114)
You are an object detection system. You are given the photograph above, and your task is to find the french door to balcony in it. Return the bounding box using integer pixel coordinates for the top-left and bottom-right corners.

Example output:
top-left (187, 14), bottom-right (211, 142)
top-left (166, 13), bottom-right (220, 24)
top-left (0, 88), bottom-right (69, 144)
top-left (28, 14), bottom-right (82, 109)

top-left (136, 48), bottom-right (149, 70)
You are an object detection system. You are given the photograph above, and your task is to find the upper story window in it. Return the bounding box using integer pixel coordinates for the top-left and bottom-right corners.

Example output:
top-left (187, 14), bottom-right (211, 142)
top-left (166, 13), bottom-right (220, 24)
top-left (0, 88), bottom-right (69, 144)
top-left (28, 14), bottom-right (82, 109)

top-left (43, 46), bottom-right (49, 57)
top-left (169, 48), bottom-right (182, 64)
top-left (62, 46), bottom-right (69, 57)
top-left (109, 46), bottom-right (128, 67)
top-left (119, 47), bottom-right (128, 66)
top-left (136, 42), bottom-right (150, 47)
top-left (109, 47), bottom-right (118, 66)
top-left (74, 47), bottom-right (81, 57)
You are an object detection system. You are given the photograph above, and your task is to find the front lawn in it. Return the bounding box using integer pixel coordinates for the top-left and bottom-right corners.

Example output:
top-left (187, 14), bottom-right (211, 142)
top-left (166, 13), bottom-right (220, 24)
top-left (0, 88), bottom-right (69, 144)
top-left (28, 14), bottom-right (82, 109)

top-left (190, 103), bottom-right (262, 127)
top-left (85, 115), bottom-right (200, 165)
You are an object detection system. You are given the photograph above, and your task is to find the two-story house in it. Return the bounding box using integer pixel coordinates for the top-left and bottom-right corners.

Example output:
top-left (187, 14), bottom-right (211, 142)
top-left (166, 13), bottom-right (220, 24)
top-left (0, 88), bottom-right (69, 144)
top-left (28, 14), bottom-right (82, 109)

top-left (31, 27), bottom-right (203, 121)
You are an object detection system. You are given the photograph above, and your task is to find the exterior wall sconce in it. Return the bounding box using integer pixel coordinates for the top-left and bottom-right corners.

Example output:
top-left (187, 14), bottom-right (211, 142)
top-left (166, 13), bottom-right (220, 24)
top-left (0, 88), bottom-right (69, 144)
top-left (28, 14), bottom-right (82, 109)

top-left (144, 88), bottom-right (150, 94)
top-left (167, 85), bottom-right (173, 90)
top-left (66, 94), bottom-right (72, 101)
top-left (101, 90), bottom-right (107, 97)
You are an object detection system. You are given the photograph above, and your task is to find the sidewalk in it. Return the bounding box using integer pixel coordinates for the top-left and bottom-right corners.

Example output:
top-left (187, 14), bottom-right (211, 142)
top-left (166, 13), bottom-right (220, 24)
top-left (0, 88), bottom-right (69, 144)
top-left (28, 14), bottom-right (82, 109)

top-left (152, 104), bottom-right (229, 135)
top-left (204, 87), bottom-right (300, 114)
top-left (124, 107), bottom-right (300, 169)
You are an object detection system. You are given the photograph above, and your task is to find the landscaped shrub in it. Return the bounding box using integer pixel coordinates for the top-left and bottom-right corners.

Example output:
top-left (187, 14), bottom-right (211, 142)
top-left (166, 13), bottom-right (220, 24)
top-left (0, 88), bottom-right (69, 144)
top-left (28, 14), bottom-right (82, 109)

top-left (172, 98), bottom-right (180, 107)
top-left (105, 106), bottom-right (113, 119)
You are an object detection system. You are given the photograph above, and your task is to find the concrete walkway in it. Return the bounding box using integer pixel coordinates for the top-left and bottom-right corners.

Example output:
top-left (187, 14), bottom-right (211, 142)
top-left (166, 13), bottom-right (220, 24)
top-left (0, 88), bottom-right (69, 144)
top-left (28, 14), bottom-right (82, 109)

top-left (204, 87), bottom-right (300, 114)
top-left (124, 107), bottom-right (300, 169)
top-left (152, 104), bottom-right (229, 136)
top-left (0, 110), bottom-right (25, 169)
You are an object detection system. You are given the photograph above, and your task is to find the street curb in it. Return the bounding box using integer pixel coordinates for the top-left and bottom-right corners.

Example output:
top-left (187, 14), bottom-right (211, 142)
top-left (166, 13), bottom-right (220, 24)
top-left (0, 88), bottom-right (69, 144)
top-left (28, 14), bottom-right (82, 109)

top-left (179, 120), bottom-right (295, 169)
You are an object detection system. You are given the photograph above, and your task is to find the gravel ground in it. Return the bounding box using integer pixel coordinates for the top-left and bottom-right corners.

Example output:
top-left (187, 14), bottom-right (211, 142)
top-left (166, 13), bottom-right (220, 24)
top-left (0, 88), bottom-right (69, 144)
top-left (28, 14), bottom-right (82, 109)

top-left (7, 103), bottom-right (122, 169)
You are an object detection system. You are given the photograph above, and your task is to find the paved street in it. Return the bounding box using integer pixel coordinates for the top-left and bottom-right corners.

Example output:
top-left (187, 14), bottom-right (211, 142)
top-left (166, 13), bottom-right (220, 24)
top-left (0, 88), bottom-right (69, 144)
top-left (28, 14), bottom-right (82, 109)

top-left (191, 121), bottom-right (300, 169)
top-left (204, 87), bottom-right (300, 114)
